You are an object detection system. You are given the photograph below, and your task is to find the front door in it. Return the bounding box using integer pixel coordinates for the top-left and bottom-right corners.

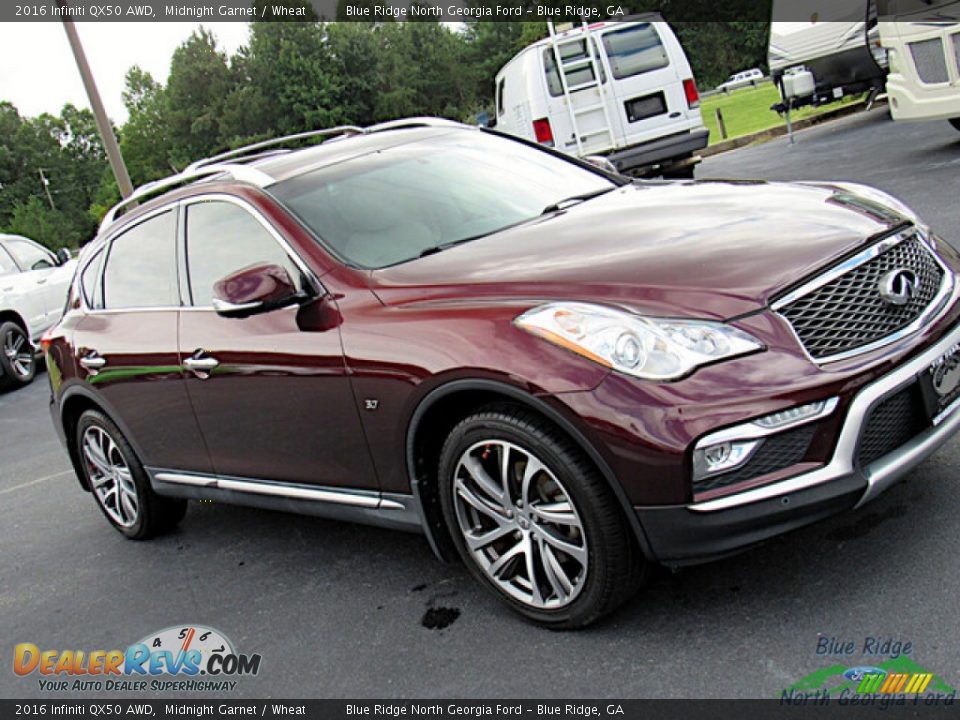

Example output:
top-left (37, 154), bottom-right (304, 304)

top-left (177, 196), bottom-right (378, 490)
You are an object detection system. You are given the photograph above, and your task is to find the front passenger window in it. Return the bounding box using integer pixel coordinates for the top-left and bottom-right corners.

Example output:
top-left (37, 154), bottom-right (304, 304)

top-left (184, 200), bottom-right (303, 307)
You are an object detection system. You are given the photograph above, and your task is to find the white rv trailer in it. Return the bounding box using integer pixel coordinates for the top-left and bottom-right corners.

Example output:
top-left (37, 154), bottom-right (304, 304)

top-left (768, 1), bottom-right (889, 110)
top-left (878, 0), bottom-right (960, 129)
top-left (493, 18), bottom-right (708, 178)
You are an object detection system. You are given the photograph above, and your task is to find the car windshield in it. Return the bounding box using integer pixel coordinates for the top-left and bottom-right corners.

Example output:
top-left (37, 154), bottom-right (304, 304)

top-left (269, 130), bottom-right (616, 269)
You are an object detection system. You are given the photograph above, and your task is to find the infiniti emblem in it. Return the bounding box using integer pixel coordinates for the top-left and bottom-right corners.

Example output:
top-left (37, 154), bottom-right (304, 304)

top-left (878, 268), bottom-right (919, 307)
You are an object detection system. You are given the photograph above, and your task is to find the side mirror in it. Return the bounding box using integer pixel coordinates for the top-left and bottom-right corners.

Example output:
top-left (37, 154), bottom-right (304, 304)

top-left (211, 263), bottom-right (301, 318)
top-left (56, 248), bottom-right (72, 265)
top-left (583, 155), bottom-right (620, 175)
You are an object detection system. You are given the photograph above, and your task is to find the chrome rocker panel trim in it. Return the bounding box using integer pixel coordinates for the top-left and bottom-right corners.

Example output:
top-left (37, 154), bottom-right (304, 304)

top-left (691, 317), bottom-right (960, 513)
top-left (148, 469), bottom-right (422, 533)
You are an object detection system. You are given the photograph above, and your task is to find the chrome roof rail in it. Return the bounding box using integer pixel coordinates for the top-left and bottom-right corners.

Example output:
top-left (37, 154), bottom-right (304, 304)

top-left (98, 119), bottom-right (462, 233)
top-left (184, 126), bottom-right (364, 173)
top-left (98, 163), bottom-right (274, 232)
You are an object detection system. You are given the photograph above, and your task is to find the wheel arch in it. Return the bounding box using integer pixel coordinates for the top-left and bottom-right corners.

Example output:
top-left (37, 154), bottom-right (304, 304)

top-left (405, 378), bottom-right (654, 562)
top-left (58, 384), bottom-right (149, 493)
top-left (0, 309), bottom-right (29, 335)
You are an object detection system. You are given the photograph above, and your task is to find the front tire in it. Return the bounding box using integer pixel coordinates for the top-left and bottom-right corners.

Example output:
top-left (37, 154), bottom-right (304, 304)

top-left (76, 409), bottom-right (187, 539)
top-left (0, 321), bottom-right (36, 390)
top-left (438, 405), bottom-right (644, 628)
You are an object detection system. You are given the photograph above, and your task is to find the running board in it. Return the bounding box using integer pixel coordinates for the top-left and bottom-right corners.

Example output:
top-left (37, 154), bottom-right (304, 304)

top-left (148, 469), bottom-right (423, 534)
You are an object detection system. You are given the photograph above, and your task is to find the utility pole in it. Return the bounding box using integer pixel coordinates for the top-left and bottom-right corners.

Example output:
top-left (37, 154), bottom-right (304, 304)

top-left (58, 4), bottom-right (134, 199)
top-left (38, 169), bottom-right (56, 210)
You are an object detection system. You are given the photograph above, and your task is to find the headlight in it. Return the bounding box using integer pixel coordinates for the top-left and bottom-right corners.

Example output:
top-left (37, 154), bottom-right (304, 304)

top-left (514, 302), bottom-right (764, 380)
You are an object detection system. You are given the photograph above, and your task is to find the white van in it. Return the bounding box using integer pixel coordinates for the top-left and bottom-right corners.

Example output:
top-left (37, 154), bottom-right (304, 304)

top-left (493, 18), bottom-right (708, 178)
top-left (878, 0), bottom-right (960, 129)
top-left (717, 68), bottom-right (765, 92)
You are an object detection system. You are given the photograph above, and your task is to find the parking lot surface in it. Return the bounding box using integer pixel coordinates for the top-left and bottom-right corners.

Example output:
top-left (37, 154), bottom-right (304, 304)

top-left (2, 107), bottom-right (959, 699)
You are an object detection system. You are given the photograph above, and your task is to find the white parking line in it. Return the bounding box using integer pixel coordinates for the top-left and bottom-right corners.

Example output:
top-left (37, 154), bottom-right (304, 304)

top-left (0, 469), bottom-right (73, 495)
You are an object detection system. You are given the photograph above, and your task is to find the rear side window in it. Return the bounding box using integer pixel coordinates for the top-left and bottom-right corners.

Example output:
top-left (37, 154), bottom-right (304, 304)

top-left (0, 245), bottom-right (18, 275)
top-left (497, 78), bottom-right (506, 116)
top-left (601, 23), bottom-right (670, 80)
top-left (6, 238), bottom-right (54, 271)
top-left (184, 200), bottom-right (302, 307)
top-left (102, 211), bottom-right (178, 309)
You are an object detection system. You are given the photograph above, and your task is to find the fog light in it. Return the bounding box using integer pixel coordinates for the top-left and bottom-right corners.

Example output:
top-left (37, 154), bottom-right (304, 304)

top-left (752, 398), bottom-right (838, 430)
top-left (693, 439), bottom-right (762, 481)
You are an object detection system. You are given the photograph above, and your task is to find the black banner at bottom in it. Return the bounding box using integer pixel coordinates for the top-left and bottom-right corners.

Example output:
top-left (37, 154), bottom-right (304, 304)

top-left (2, 699), bottom-right (959, 720)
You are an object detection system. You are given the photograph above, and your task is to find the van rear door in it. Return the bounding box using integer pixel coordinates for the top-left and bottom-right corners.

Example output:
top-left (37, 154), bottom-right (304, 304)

top-left (541, 35), bottom-right (624, 155)
top-left (597, 22), bottom-right (698, 149)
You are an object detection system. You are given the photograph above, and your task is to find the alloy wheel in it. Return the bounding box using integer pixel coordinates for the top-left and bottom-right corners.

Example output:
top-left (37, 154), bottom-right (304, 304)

top-left (82, 426), bottom-right (139, 528)
top-left (452, 440), bottom-right (588, 609)
top-left (3, 327), bottom-right (33, 379)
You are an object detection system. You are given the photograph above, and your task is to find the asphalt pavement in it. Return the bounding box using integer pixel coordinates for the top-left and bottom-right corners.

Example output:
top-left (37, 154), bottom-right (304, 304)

top-left (2, 107), bottom-right (959, 699)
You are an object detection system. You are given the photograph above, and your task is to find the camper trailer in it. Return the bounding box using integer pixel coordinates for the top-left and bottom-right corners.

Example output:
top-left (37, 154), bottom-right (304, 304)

top-left (768, 1), bottom-right (888, 110)
top-left (493, 19), bottom-right (708, 178)
top-left (878, 0), bottom-right (960, 129)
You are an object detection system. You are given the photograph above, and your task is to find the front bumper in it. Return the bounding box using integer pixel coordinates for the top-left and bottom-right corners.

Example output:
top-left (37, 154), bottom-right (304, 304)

top-left (887, 75), bottom-right (960, 122)
top-left (635, 317), bottom-right (960, 564)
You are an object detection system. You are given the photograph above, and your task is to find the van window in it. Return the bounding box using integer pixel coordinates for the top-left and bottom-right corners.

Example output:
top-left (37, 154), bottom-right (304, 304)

top-left (601, 23), bottom-right (670, 80)
top-left (497, 78), bottom-right (505, 116)
top-left (543, 40), bottom-right (606, 97)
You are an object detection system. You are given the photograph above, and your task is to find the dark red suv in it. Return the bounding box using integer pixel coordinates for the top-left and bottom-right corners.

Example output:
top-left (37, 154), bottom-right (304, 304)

top-left (46, 119), bottom-right (960, 627)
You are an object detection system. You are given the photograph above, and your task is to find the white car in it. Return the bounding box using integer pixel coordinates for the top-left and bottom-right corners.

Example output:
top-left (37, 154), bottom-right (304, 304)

top-left (0, 234), bottom-right (76, 389)
top-left (717, 68), bottom-right (765, 92)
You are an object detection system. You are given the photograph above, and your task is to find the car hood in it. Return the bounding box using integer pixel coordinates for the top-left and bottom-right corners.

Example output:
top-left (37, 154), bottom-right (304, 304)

top-left (370, 180), bottom-right (911, 320)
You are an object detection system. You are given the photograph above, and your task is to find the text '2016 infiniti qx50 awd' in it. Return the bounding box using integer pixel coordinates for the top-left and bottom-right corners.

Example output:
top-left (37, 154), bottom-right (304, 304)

top-left (45, 118), bottom-right (960, 627)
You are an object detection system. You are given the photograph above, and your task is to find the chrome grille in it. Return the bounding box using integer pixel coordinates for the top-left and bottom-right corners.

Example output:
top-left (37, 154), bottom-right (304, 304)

top-left (778, 235), bottom-right (946, 361)
top-left (909, 38), bottom-right (949, 84)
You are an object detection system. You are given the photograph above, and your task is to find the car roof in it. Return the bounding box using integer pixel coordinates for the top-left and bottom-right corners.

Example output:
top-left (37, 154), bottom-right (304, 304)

top-left (98, 122), bottom-right (472, 236)
top-left (251, 125), bottom-right (464, 184)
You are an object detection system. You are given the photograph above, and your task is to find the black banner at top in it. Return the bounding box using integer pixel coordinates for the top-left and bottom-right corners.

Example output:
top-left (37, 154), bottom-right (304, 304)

top-left (4, 0), bottom-right (960, 23)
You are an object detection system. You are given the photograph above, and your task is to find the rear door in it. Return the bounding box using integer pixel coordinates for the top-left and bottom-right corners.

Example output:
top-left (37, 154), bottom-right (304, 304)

top-left (598, 22), bottom-right (696, 147)
top-left (0, 238), bottom-right (55, 334)
top-left (71, 208), bottom-right (212, 474)
top-left (3, 237), bottom-right (71, 329)
top-left (177, 195), bottom-right (378, 490)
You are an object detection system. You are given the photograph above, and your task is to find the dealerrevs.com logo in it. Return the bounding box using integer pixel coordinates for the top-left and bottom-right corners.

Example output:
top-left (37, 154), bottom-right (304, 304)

top-left (14, 625), bottom-right (262, 692)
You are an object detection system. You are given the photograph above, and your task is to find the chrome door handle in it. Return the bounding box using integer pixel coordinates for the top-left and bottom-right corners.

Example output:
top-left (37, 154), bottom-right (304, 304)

top-left (183, 352), bottom-right (220, 378)
top-left (79, 353), bottom-right (106, 374)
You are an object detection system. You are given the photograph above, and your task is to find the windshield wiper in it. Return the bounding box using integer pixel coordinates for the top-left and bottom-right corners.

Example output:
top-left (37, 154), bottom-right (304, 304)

top-left (540, 187), bottom-right (615, 216)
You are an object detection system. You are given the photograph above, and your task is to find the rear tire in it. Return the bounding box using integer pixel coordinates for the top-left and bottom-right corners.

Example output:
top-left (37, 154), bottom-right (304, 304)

top-left (0, 321), bottom-right (36, 390)
top-left (76, 409), bottom-right (187, 540)
top-left (438, 405), bottom-right (645, 629)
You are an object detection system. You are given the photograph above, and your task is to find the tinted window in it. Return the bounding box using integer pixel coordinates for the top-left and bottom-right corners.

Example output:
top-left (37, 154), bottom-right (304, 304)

top-left (601, 23), bottom-right (670, 80)
top-left (270, 131), bottom-right (615, 269)
top-left (497, 78), bottom-right (506, 115)
top-left (102, 211), bottom-right (177, 309)
top-left (0, 245), bottom-right (18, 275)
top-left (185, 201), bottom-right (302, 307)
top-left (6, 238), bottom-right (54, 271)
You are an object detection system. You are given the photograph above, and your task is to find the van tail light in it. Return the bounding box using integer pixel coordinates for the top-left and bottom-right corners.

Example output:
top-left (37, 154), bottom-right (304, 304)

top-left (683, 78), bottom-right (700, 109)
top-left (533, 118), bottom-right (555, 147)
